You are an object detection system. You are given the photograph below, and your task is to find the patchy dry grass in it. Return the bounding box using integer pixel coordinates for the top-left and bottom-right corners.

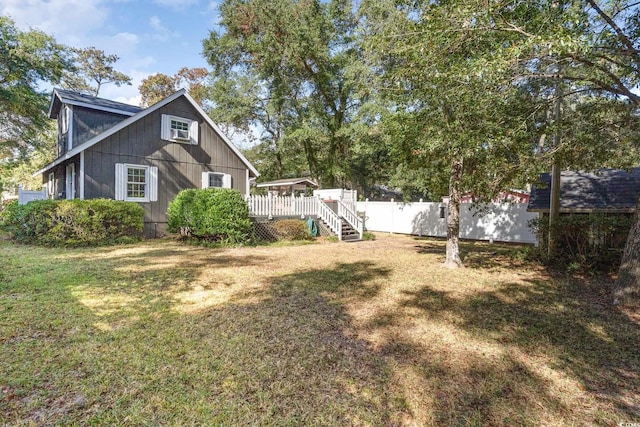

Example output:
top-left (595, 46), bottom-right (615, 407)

top-left (1, 233), bottom-right (639, 426)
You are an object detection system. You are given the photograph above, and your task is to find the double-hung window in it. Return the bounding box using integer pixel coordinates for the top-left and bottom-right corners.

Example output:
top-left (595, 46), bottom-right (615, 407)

top-left (202, 171), bottom-right (232, 189)
top-left (126, 166), bottom-right (147, 200)
top-left (115, 163), bottom-right (158, 202)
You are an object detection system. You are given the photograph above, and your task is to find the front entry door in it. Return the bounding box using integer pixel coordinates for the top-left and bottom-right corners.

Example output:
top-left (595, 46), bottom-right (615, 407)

top-left (66, 163), bottom-right (75, 200)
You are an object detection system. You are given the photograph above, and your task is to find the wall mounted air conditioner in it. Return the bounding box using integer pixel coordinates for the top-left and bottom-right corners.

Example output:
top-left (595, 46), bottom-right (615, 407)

top-left (171, 128), bottom-right (190, 141)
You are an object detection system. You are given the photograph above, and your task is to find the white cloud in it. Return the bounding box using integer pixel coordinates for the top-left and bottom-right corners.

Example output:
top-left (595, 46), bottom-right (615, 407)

top-left (113, 32), bottom-right (139, 46)
top-left (148, 15), bottom-right (179, 41)
top-left (101, 69), bottom-right (156, 107)
top-left (114, 94), bottom-right (142, 106)
top-left (0, 0), bottom-right (210, 104)
top-left (0, 0), bottom-right (109, 44)
top-left (149, 15), bottom-right (163, 31)
top-left (152, 0), bottom-right (199, 10)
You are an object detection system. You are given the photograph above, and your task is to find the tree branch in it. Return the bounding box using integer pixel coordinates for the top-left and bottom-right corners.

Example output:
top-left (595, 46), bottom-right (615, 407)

top-left (587, 0), bottom-right (639, 55)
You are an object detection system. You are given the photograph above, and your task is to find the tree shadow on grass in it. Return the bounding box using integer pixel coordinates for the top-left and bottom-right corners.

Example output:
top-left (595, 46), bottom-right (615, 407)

top-left (414, 238), bottom-right (533, 270)
top-left (2, 258), bottom-right (409, 425)
top-left (394, 278), bottom-right (640, 424)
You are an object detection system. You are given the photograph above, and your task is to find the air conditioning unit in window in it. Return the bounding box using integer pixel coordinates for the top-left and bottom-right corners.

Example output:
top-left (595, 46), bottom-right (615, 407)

top-left (171, 128), bottom-right (190, 141)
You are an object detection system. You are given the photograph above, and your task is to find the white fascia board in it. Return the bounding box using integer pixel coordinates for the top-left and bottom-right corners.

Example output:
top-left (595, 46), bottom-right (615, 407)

top-left (47, 91), bottom-right (58, 118)
top-left (181, 91), bottom-right (260, 178)
top-left (33, 90), bottom-right (187, 177)
top-left (61, 99), bottom-right (139, 116)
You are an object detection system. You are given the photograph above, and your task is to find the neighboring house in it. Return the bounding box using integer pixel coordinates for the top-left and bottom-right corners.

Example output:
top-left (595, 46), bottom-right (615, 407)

top-left (443, 190), bottom-right (530, 205)
top-left (528, 168), bottom-right (640, 214)
top-left (256, 177), bottom-right (318, 196)
top-left (35, 88), bottom-right (259, 236)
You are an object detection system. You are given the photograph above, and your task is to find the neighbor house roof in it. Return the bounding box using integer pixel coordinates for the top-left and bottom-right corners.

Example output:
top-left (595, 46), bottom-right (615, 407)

top-left (256, 177), bottom-right (318, 188)
top-left (48, 88), bottom-right (144, 118)
top-left (528, 168), bottom-right (640, 213)
top-left (35, 89), bottom-right (259, 178)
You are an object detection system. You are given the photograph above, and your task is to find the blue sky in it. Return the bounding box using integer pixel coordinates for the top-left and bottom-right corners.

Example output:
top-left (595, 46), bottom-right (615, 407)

top-left (0, 0), bottom-right (221, 106)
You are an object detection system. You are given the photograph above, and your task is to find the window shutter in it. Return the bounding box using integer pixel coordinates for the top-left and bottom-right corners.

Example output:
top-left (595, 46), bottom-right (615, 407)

top-left (161, 114), bottom-right (169, 140)
top-left (190, 120), bottom-right (199, 144)
top-left (202, 172), bottom-right (209, 189)
top-left (149, 166), bottom-right (158, 202)
top-left (222, 174), bottom-right (232, 189)
top-left (115, 163), bottom-right (125, 200)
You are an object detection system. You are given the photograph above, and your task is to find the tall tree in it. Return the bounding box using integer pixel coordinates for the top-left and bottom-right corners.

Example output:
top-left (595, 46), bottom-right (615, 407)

top-left (202, 0), bottom-right (374, 188)
top-left (0, 16), bottom-right (70, 158)
top-left (362, 0), bottom-right (640, 273)
top-left (477, 0), bottom-right (640, 304)
top-left (361, 0), bottom-right (543, 267)
top-left (138, 67), bottom-right (209, 107)
top-left (139, 73), bottom-right (177, 107)
top-left (62, 47), bottom-right (131, 96)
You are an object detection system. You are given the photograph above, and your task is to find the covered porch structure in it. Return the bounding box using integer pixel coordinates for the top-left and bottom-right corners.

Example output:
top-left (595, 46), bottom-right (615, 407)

top-left (256, 177), bottom-right (318, 196)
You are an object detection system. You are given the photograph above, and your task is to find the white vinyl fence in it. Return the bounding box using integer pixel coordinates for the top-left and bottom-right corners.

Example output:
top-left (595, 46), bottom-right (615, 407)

top-left (356, 200), bottom-right (539, 244)
top-left (18, 186), bottom-right (47, 205)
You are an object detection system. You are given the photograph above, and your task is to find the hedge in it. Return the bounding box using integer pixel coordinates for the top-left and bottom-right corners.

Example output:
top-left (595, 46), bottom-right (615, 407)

top-left (529, 214), bottom-right (633, 272)
top-left (167, 188), bottom-right (251, 244)
top-left (2, 199), bottom-right (144, 246)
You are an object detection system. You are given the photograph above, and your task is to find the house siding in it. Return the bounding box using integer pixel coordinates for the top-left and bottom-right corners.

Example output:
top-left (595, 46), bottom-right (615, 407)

top-left (43, 156), bottom-right (79, 200)
top-left (83, 95), bottom-right (249, 234)
top-left (57, 114), bottom-right (68, 157)
top-left (72, 106), bottom-right (129, 149)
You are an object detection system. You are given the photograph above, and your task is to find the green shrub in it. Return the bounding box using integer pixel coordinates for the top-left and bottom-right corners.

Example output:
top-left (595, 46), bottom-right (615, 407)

top-left (3, 199), bottom-right (144, 246)
top-left (167, 188), bottom-right (251, 245)
top-left (362, 231), bottom-right (376, 241)
top-left (272, 219), bottom-right (310, 241)
top-left (529, 214), bottom-right (633, 273)
top-left (0, 199), bottom-right (18, 229)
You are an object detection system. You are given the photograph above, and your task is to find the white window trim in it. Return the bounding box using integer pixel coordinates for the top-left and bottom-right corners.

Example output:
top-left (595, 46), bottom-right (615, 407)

top-left (201, 171), bottom-right (232, 189)
top-left (66, 163), bottom-right (75, 200)
top-left (61, 105), bottom-right (69, 134)
top-left (48, 172), bottom-right (55, 198)
top-left (63, 105), bottom-right (74, 151)
top-left (115, 163), bottom-right (158, 202)
top-left (161, 114), bottom-right (198, 145)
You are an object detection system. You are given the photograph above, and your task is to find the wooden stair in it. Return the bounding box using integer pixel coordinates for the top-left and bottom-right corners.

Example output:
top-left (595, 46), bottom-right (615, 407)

top-left (340, 219), bottom-right (360, 241)
top-left (316, 217), bottom-right (360, 241)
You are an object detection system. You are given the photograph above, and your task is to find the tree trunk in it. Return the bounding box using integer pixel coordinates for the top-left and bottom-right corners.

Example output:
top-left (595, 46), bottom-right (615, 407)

top-left (547, 162), bottom-right (561, 257)
top-left (614, 205), bottom-right (640, 306)
top-left (443, 156), bottom-right (464, 268)
top-left (548, 79), bottom-right (563, 257)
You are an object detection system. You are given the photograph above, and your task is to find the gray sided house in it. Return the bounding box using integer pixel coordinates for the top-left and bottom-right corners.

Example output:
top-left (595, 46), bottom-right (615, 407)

top-left (36, 88), bottom-right (259, 236)
top-left (528, 168), bottom-right (640, 214)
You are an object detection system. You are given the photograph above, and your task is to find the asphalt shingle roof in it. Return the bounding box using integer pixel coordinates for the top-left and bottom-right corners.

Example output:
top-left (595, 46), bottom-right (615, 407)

top-left (49, 88), bottom-right (143, 118)
top-left (528, 168), bottom-right (640, 212)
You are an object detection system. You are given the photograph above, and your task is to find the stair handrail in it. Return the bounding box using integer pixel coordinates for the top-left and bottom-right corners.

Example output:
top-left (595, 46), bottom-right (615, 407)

top-left (317, 198), bottom-right (342, 240)
top-left (337, 199), bottom-right (363, 240)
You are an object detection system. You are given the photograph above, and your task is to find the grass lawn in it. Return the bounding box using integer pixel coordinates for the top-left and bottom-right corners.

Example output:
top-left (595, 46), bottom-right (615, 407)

top-left (1, 232), bottom-right (639, 426)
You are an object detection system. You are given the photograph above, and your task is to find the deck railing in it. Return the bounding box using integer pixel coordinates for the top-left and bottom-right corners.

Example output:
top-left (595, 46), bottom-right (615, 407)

top-left (246, 194), bottom-right (360, 241)
top-left (246, 195), bottom-right (317, 217)
top-left (337, 199), bottom-right (363, 239)
top-left (317, 198), bottom-right (342, 238)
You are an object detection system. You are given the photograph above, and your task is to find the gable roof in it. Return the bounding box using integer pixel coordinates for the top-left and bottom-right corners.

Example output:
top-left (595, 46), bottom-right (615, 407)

top-left (528, 168), bottom-right (640, 213)
top-left (35, 89), bottom-right (259, 178)
top-left (48, 88), bottom-right (143, 118)
top-left (256, 177), bottom-right (318, 188)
